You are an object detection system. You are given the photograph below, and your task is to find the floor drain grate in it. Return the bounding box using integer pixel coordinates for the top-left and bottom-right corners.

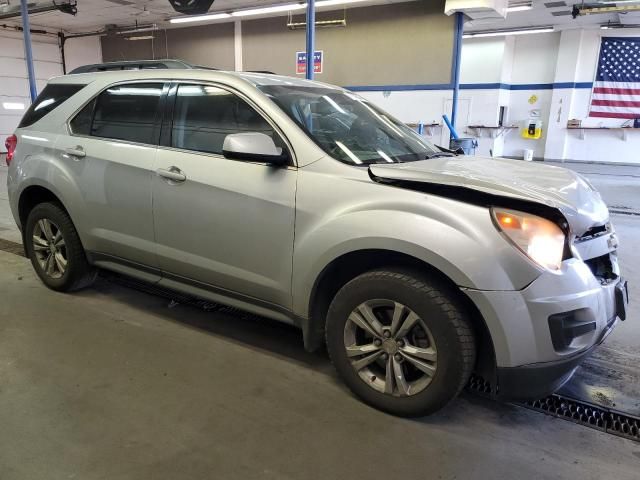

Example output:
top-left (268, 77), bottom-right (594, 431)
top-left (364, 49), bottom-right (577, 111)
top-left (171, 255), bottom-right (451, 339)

top-left (467, 374), bottom-right (640, 442)
top-left (0, 238), bottom-right (25, 257)
top-left (524, 395), bottom-right (640, 442)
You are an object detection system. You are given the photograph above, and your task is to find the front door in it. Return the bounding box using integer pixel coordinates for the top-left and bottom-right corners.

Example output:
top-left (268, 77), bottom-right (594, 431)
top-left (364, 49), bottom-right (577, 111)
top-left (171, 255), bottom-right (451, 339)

top-left (152, 84), bottom-right (297, 308)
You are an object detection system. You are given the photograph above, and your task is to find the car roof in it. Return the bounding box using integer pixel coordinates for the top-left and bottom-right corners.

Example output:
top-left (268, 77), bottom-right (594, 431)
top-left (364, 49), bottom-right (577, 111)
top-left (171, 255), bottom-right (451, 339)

top-left (49, 68), bottom-right (343, 91)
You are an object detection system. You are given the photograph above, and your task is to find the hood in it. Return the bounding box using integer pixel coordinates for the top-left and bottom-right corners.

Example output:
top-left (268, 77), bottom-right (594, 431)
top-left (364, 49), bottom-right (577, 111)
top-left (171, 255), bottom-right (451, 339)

top-left (369, 156), bottom-right (609, 235)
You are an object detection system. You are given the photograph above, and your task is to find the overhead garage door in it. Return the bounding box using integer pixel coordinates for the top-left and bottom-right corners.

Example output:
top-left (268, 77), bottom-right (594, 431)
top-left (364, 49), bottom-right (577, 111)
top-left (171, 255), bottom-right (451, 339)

top-left (0, 32), bottom-right (63, 152)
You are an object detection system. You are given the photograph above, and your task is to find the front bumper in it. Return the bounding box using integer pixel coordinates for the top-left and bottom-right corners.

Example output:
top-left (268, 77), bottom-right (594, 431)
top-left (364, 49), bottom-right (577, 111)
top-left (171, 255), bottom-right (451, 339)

top-left (464, 259), bottom-right (628, 400)
top-left (495, 315), bottom-right (618, 400)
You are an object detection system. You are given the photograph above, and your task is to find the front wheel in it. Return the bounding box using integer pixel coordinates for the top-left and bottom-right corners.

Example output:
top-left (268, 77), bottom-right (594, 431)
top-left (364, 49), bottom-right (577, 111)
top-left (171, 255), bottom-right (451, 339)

top-left (24, 202), bottom-right (97, 292)
top-left (326, 269), bottom-right (476, 417)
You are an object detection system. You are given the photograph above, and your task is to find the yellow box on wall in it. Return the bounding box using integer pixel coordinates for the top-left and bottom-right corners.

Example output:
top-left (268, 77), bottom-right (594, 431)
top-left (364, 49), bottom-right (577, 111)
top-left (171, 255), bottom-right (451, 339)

top-left (521, 120), bottom-right (543, 139)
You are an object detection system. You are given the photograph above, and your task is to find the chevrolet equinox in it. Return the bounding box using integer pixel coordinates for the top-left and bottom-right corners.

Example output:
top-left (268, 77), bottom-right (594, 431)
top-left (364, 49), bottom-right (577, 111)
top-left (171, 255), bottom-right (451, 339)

top-left (5, 69), bottom-right (629, 416)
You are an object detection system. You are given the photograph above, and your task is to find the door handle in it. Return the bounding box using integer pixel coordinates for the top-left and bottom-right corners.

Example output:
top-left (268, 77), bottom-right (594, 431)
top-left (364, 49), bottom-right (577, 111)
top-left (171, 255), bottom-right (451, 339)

top-left (156, 167), bottom-right (186, 183)
top-left (65, 146), bottom-right (86, 158)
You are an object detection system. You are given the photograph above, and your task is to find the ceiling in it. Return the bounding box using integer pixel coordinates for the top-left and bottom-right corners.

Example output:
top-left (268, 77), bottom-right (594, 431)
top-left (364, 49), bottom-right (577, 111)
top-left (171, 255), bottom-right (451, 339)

top-left (1, 0), bottom-right (411, 33)
top-left (466, 0), bottom-right (634, 32)
top-left (1, 0), bottom-right (639, 34)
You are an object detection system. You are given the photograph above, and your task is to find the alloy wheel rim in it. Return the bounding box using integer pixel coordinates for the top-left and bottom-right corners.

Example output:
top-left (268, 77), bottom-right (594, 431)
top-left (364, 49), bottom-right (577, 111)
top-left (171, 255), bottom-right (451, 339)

top-left (344, 299), bottom-right (437, 397)
top-left (32, 218), bottom-right (67, 279)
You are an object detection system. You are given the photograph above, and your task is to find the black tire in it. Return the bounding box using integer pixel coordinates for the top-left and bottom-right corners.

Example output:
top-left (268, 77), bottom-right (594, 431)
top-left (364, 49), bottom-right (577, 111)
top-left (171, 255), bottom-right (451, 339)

top-left (24, 202), bottom-right (97, 292)
top-left (326, 268), bottom-right (476, 417)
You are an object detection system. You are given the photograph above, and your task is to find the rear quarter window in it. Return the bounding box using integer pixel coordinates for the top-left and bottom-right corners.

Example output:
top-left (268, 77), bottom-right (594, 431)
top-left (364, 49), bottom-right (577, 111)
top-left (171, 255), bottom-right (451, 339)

top-left (18, 84), bottom-right (86, 128)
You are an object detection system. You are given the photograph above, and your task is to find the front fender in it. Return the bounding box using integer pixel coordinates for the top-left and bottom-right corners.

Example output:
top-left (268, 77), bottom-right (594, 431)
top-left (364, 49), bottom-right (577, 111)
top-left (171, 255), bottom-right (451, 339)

top-left (292, 201), bottom-right (541, 319)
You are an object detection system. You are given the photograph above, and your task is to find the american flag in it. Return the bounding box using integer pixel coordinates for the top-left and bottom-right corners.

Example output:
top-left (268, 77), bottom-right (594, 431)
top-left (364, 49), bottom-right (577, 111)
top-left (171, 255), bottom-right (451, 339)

top-left (589, 37), bottom-right (640, 120)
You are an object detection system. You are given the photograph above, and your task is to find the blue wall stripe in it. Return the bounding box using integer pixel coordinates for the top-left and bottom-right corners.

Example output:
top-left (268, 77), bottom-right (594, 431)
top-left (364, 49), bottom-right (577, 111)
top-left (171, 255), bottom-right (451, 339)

top-left (345, 84), bottom-right (453, 92)
top-left (345, 82), bottom-right (594, 92)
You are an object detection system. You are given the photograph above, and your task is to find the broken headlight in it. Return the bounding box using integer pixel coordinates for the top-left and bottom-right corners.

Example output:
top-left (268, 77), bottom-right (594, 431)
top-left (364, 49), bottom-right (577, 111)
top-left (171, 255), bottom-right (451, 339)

top-left (492, 208), bottom-right (566, 271)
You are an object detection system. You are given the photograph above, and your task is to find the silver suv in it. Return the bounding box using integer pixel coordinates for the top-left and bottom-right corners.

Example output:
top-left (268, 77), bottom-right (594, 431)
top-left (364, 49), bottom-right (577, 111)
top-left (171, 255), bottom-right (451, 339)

top-left (5, 69), bottom-right (629, 416)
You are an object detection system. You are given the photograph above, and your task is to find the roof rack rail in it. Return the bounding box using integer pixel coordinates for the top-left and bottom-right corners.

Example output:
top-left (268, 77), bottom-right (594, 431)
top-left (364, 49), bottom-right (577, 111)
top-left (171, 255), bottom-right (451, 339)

top-left (69, 59), bottom-right (196, 74)
top-left (68, 60), bottom-right (277, 76)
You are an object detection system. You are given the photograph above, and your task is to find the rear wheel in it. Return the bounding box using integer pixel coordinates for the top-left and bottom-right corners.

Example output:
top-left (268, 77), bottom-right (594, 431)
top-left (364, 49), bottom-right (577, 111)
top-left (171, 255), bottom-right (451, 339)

top-left (326, 268), bottom-right (476, 417)
top-left (24, 202), bottom-right (96, 292)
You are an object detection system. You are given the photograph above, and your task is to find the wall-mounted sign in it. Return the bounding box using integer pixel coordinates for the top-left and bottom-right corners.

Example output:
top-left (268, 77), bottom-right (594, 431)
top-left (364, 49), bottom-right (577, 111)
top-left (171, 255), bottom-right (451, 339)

top-left (296, 51), bottom-right (323, 75)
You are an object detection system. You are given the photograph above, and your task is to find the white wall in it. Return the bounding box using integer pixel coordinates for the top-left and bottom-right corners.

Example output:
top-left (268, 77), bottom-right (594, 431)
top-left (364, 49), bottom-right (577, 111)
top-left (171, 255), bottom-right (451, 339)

top-left (460, 37), bottom-right (504, 83)
top-left (361, 29), bottom-right (640, 164)
top-left (510, 33), bottom-right (560, 84)
top-left (0, 31), bottom-right (63, 151)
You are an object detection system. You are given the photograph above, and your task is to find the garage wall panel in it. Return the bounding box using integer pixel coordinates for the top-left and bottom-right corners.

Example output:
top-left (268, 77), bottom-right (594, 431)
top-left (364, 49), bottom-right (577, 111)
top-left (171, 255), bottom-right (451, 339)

top-left (100, 1), bottom-right (453, 86)
top-left (0, 32), bottom-right (62, 152)
top-left (64, 36), bottom-right (103, 73)
top-left (101, 23), bottom-right (235, 70)
top-left (243, 1), bottom-right (453, 86)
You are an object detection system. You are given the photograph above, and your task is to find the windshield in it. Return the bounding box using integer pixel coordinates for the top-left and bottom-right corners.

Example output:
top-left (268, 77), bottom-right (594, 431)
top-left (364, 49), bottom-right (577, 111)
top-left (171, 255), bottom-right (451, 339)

top-left (259, 85), bottom-right (443, 165)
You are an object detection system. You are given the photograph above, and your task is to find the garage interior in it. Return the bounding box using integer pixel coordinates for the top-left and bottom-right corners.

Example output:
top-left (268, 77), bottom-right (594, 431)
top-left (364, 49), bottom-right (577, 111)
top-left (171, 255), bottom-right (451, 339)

top-left (1, 0), bottom-right (639, 478)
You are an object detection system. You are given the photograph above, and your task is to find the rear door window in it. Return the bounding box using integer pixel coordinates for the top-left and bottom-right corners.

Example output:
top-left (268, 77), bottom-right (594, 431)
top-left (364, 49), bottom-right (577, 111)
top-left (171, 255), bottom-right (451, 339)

top-left (88, 83), bottom-right (164, 145)
top-left (19, 84), bottom-right (86, 128)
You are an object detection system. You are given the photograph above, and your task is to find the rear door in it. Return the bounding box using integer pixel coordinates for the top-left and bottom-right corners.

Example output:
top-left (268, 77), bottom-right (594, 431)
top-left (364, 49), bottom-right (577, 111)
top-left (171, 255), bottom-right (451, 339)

top-left (56, 81), bottom-right (167, 267)
top-left (152, 83), bottom-right (297, 308)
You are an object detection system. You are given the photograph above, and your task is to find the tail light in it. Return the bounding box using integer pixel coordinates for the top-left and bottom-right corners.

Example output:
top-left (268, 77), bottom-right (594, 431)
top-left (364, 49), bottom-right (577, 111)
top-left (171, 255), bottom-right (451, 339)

top-left (5, 134), bottom-right (17, 166)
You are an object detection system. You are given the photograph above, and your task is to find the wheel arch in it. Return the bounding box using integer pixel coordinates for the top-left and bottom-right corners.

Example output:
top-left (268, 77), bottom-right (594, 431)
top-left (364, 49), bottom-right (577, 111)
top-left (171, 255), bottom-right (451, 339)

top-left (303, 248), bottom-right (496, 379)
top-left (18, 184), bottom-right (71, 231)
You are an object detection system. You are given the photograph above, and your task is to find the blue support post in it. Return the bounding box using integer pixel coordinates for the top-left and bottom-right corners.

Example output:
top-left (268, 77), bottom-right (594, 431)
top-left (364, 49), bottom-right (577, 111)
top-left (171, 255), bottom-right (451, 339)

top-left (20, 0), bottom-right (38, 102)
top-left (450, 11), bottom-right (464, 139)
top-left (305, 0), bottom-right (316, 80)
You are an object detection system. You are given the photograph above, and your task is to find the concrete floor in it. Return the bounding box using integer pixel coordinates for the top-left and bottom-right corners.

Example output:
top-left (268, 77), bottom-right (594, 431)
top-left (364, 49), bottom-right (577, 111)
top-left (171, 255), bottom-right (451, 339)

top-left (1, 162), bottom-right (639, 479)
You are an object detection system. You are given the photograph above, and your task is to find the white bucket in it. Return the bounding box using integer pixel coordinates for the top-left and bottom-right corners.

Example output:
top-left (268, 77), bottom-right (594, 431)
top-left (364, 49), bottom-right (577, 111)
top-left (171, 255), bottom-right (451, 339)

top-left (523, 149), bottom-right (534, 162)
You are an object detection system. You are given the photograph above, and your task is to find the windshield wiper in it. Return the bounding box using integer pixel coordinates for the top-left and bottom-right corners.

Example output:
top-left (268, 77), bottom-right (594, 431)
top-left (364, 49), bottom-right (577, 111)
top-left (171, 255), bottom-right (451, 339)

top-left (424, 152), bottom-right (456, 159)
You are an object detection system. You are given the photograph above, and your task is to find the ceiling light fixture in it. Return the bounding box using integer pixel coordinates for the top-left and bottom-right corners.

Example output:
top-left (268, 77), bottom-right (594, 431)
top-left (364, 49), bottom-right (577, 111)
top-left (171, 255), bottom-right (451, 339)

top-left (506, 1), bottom-right (533, 12)
top-left (231, 3), bottom-right (306, 17)
top-left (117, 25), bottom-right (158, 34)
top-left (2, 102), bottom-right (25, 110)
top-left (315, 0), bottom-right (367, 7)
top-left (287, 18), bottom-right (346, 29)
top-left (124, 35), bottom-right (155, 40)
top-left (463, 27), bottom-right (554, 38)
top-left (601, 22), bottom-right (640, 30)
top-left (169, 0), bottom-right (369, 24)
top-left (169, 12), bottom-right (231, 23)
top-left (507, 5), bottom-right (533, 12)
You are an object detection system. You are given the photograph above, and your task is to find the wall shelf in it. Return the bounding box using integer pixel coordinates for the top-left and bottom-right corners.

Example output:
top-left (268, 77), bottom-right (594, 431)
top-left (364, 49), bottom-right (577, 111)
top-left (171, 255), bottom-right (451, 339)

top-left (567, 126), bottom-right (639, 141)
top-left (467, 125), bottom-right (518, 139)
top-left (406, 122), bottom-right (442, 136)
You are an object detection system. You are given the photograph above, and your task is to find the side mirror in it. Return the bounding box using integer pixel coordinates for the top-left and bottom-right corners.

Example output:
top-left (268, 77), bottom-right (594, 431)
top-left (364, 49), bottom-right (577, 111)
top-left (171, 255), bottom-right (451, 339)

top-left (222, 132), bottom-right (289, 166)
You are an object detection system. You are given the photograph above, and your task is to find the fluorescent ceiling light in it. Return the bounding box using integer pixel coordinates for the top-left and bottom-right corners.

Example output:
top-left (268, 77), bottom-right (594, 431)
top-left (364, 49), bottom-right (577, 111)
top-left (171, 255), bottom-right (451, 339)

top-left (3, 102), bottom-right (25, 110)
top-left (506, 0), bottom-right (532, 11)
top-left (124, 35), bottom-right (155, 40)
top-left (118, 25), bottom-right (157, 34)
top-left (170, 12), bottom-right (231, 23)
top-left (463, 27), bottom-right (554, 38)
top-left (507, 5), bottom-right (532, 12)
top-left (232, 3), bottom-right (305, 17)
top-left (315, 0), bottom-right (367, 6)
top-left (170, 0), bottom-right (369, 24)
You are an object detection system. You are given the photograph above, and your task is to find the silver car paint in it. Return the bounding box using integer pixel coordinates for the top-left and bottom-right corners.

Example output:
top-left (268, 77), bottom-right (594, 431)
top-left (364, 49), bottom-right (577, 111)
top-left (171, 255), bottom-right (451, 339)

top-left (369, 157), bottom-right (610, 235)
top-left (7, 69), bottom-right (620, 372)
